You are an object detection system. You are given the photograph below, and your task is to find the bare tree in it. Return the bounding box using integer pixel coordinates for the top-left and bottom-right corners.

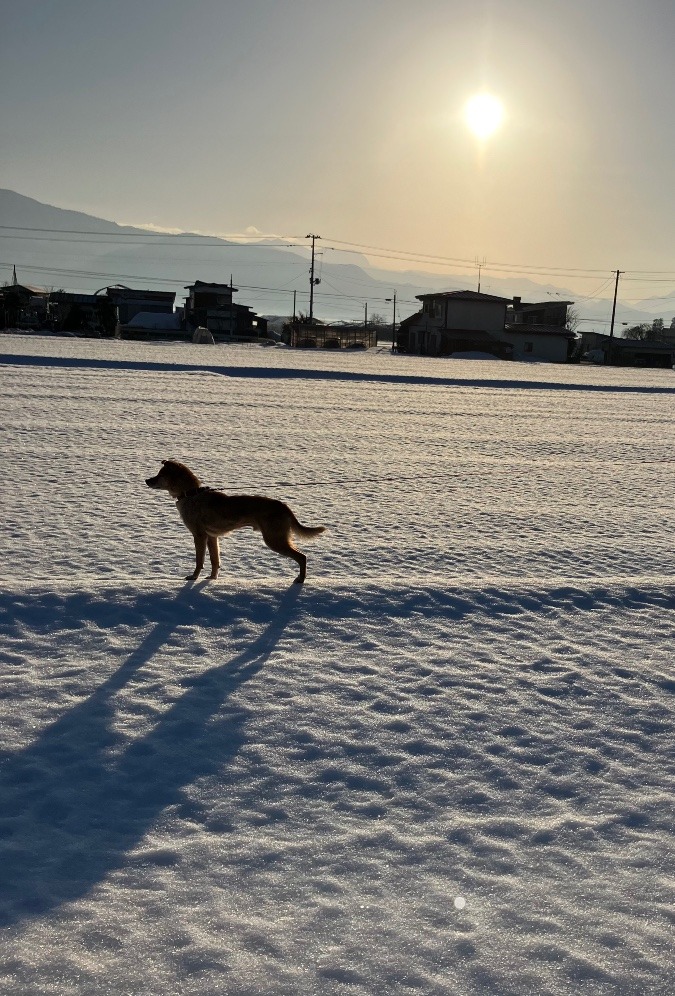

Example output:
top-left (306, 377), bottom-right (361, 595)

top-left (565, 307), bottom-right (580, 333)
top-left (623, 318), bottom-right (667, 341)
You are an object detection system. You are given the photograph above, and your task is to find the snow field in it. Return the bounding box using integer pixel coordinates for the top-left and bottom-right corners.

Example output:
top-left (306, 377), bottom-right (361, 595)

top-left (0, 335), bottom-right (674, 995)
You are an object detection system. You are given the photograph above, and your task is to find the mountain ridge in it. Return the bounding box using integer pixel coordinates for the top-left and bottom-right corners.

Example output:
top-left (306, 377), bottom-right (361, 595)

top-left (1, 189), bottom-right (670, 328)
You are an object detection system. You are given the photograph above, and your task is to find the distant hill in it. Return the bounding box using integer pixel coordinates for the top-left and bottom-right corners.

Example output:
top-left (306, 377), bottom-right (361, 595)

top-left (0, 188), bottom-right (144, 236)
top-left (2, 189), bottom-right (426, 322)
top-left (1, 188), bottom-right (670, 329)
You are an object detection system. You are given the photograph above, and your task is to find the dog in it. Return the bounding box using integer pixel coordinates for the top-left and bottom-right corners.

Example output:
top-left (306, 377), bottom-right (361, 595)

top-left (145, 460), bottom-right (325, 583)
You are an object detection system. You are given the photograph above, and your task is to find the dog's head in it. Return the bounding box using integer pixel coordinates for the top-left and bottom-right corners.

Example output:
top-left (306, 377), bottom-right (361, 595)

top-left (146, 460), bottom-right (201, 497)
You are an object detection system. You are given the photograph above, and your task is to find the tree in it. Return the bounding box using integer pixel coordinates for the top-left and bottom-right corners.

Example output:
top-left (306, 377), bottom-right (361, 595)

top-left (565, 306), bottom-right (580, 333)
top-left (283, 310), bottom-right (322, 331)
top-left (623, 319), bottom-right (667, 341)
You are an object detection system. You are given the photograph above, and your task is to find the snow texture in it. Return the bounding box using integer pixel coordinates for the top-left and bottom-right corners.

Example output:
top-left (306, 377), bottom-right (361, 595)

top-left (0, 334), bottom-right (674, 995)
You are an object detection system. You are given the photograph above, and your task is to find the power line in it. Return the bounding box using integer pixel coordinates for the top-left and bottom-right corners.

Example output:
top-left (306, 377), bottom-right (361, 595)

top-left (0, 258), bottom-right (656, 317)
top-left (322, 236), bottom-right (616, 277)
top-left (0, 224), bottom-right (301, 243)
top-left (5, 222), bottom-right (675, 284)
top-left (0, 261), bottom-right (415, 307)
top-left (0, 224), bottom-right (640, 277)
top-left (0, 232), bottom-right (302, 250)
top-left (573, 275), bottom-right (616, 302)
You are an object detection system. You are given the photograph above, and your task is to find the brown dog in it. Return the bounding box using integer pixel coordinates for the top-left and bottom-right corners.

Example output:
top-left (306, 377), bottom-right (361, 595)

top-left (145, 460), bottom-right (325, 583)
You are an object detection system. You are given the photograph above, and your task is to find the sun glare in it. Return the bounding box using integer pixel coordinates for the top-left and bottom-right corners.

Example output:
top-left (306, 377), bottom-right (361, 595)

top-left (464, 93), bottom-right (505, 140)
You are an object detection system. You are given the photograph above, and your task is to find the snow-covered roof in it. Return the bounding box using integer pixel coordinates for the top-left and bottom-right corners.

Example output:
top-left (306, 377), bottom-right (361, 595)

top-left (122, 311), bottom-right (181, 330)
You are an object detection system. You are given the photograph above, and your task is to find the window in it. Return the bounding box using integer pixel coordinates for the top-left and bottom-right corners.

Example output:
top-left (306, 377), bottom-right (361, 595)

top-left (424, 299), bottom-right (442, 318)
top-left (524, 341), bottom-right (534, 353)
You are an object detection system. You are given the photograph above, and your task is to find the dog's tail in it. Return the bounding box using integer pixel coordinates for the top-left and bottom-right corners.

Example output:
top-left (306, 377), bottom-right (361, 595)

top-left (289, 512), bottom-right (326, 539)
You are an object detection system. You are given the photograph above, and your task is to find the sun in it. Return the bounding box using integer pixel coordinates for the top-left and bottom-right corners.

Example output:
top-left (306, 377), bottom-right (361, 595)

top-left (464, 93), bottom-right (505, 140)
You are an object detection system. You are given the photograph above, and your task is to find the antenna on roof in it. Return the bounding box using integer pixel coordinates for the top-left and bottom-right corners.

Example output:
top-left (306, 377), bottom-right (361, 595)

top-left (11, 265), bottom-right (18, 286)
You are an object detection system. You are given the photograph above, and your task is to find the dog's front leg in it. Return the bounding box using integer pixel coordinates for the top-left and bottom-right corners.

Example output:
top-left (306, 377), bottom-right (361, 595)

top-left (207, 536), bottom-right (221, 580)
top-left (187, 532), bottom-right (207, 580)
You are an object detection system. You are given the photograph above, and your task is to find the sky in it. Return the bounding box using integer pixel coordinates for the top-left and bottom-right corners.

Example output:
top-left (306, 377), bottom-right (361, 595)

top-left (3, 0), bottom-right (675, 299)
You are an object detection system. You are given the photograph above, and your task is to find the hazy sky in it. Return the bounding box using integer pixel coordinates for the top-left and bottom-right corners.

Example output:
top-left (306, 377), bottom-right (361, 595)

top-left (3, 0), bottom-right (675, 298)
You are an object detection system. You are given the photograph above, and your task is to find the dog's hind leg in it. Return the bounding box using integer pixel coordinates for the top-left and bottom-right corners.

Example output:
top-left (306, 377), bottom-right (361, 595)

top-left (207, 536), bottom-right (221, 580)
top-left (187, 532), bottom-right (207, 580)
top-left (261, 527), bottom-right (307, 583)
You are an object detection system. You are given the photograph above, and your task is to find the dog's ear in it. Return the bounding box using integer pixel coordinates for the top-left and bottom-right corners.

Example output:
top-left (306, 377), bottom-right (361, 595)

top-left (161, 460), bottom-right (167, 465)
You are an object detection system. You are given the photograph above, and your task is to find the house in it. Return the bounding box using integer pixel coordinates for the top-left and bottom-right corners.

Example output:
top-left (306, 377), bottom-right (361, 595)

top-left (508, 296), bottom-right (573, 327)
top-left (184, 281), bottom-right (235, 334)
top-left (503, 323), bottom-right (577, 363)
top-left (580, 330), bottom-right (674, 368)
top-left (504, 296), bottom-right (577, 363)
top-left (396, 290), bottom-right (513, 358)
top-left (0, 275), bottom-right (50, 330)
top-left (183, 281), bottom-right (268, 342)
top-left (397, 290), bottom-right (581, 363)
top-left (48, 292), bottom-right (116, 337)
top-left (104, 286), bottom-right (176, 326)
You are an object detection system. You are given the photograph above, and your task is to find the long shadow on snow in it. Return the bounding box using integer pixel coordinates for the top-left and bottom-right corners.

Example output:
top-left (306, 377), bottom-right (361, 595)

top-left (0, 582), bottom-right (302, 927)
top-left (2, 352), bottom-right (674, 394)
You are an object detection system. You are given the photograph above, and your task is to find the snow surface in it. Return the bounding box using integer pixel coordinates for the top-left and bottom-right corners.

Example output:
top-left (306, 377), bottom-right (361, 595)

top-left (0, 334), bottom-right (674, 995)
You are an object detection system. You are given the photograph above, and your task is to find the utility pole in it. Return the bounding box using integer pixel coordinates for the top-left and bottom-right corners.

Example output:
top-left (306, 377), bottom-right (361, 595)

top-left (608, 269), bottom-right (622, 363)
top-left (475, 256), bottom-right (486, 293)
top-left (306, 234), bottom-right (321, 324)
top-left (609, 270), bottom-right (621, 339)
top-left (364, 302), bottom-right (368, 328)
top-left (292, 290), bottom-right (296, 322)
top-left (386, 293), bottom-right (397, 351)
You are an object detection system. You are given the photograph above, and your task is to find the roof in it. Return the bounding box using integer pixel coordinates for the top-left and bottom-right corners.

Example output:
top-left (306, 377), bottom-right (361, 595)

top-left (1, 282), bottom-right (49, 296)
top-left (185, 281), bottom-right (238, 292)
top-left (505, 323), bottom-right (575, 339)
top-left (510, 300), bottom-right (574, 309)
top-left (416, 289), bottom-right (511, 304)
top-left (618, 338), bottom-right (674, 350)
top-left (582, 330), bottom-right (674, 350)
top-left (50, 292), bottom-right (100, 303)
top-left (106, 287), bottom-right (175, 300)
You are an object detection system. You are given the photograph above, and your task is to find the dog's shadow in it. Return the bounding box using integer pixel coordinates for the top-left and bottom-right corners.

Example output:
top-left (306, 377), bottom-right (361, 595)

top-left (0, 582), bottom-right (302, 927)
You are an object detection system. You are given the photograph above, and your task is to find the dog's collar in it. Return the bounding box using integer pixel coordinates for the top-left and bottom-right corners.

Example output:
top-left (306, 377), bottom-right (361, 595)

top-left (177, 485), bottom-right (211, 501)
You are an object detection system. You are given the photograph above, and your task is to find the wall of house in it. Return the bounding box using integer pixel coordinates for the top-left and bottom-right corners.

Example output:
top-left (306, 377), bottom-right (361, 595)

top-left (204, 309), bottom-right (235, 333)
top-left (192, 291), bottom-right (233, 309)
top-left (510, 303), bottom-right (568, 326)
top-left (503, 331), bottom-right (568, 363)
top-left (445, 299), bottom-right (506, 331)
